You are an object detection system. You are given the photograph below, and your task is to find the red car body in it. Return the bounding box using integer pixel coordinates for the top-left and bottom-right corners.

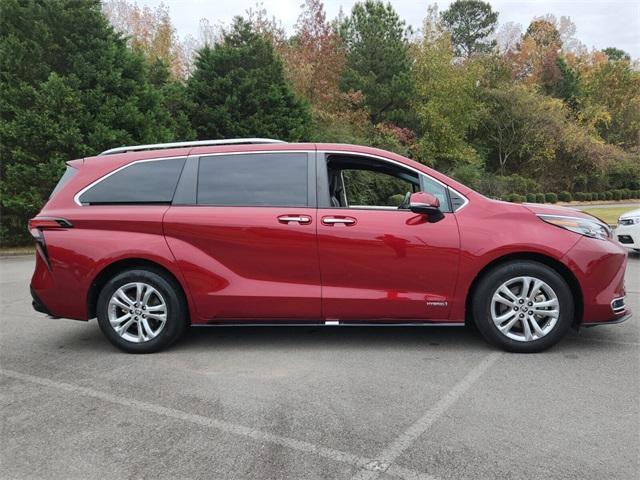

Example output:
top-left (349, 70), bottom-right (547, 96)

top-left (30, 142), bottom-right (630, 333)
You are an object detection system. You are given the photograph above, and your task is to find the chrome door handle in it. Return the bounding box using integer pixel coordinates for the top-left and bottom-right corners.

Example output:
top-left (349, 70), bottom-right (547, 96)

top-left (278, 215), bottom-right (311, 224)
top-left (322, 216), bottom-right (356, 226)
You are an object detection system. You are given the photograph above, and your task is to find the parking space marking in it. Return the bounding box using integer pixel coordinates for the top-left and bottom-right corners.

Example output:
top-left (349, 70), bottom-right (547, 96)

top-left (349, 352), bottom-right (502, 480)
top-left (0, 368), bottom-right (432, 480)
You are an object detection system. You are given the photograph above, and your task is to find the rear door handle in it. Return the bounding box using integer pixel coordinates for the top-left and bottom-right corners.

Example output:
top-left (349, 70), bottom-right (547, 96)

top-left (322, 216), bottom-right (357, 226)
top-left (278, 215), bottom-right (312, 225)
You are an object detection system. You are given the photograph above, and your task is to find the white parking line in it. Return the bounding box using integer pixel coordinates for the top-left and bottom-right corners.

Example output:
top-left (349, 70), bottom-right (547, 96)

top-left (349, 352), bottom-right (502, 480)
top-left (0, 368), bottom-right (430, 480)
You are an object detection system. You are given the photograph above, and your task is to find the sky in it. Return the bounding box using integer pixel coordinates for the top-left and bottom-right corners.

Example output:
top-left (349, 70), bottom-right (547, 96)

top-left (139, 0), bottom-right (640, 59)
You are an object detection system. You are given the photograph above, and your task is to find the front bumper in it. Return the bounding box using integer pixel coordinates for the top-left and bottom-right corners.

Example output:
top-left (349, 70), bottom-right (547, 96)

top-left (584, 312), bottom-right (632, 327)
top-left (563, 236), bottom-right (630, 325)
top-left (615, 224), bottom-right (640, 250)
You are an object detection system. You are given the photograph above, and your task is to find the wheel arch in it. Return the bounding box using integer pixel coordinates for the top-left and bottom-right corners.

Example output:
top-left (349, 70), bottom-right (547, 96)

top-left (87, 258), bottom-right (190, 323)
top-left (465, 252), bottom-right (583, 328)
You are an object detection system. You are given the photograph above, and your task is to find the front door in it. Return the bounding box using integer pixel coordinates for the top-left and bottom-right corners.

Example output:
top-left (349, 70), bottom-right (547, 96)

top-left (316, 152), bottom-right (461, 321)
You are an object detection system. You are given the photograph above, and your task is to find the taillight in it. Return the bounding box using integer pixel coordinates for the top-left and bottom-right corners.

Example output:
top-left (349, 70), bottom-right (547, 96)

top-left (28, 217), bottom-right (73, 270)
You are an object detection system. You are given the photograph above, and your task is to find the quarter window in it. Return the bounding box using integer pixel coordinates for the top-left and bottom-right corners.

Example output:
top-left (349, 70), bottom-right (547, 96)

top-left (78, 158), bottom-right (186, 205)
top-left (197, 153), bottom-right (308, 206)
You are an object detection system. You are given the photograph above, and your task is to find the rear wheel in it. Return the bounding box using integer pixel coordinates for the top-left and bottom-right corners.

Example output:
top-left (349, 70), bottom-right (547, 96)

top-left (472, 261), bottom-right (574, 353)
top-left (97, 268), bottom-right (187, 353)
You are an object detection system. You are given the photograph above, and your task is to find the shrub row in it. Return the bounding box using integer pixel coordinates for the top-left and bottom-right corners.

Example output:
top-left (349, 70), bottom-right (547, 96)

top-left (504, 189), bottom-right (640, 203)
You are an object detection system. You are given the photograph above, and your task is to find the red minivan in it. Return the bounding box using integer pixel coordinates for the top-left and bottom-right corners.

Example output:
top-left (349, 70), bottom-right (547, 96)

top-left (29, 139), bottom-right (631, 353)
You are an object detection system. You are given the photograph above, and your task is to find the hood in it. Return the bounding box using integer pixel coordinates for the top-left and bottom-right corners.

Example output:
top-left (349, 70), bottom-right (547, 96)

top-left (522, 203), bottom-right (596, 220)
top-left (619, 208), bottom-right (640, 219)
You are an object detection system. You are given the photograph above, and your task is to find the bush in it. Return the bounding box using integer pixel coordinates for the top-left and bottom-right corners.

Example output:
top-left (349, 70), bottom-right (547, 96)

top-left (535, 193), bottom-right (545, 203)
top-left (387, 194), bottom-right (406, 206)
top-left (558, 191), bottom-right (572, 202)
top-left (545, 193), bottom-right (558, 203)
top-left (495, 175), bottom-right (541, 197)
top-left (634, 190), bottom-right (640, 199)
top-left (574, 192), bottom-right (585, 201)
top-left (598, 192), bottom-right (606, 201)
top-left (612, 190), bottom-right (622, 200)
top-left (506, 193), bottom-right (521, 203)
top-left (584, 192), bottom-right (593, 201)
top-left (623, 188), bottom-right (632, 199)
top-left (525, 193), bottom-right (536, 202)
top-left (605, 191), bottom-right (614, 200)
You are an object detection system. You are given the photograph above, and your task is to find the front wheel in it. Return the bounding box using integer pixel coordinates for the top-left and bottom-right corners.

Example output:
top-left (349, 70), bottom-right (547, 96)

top-left (97, 268), bottom-right (188, 353)
top-left (472, 261), bottom-right (574, 353)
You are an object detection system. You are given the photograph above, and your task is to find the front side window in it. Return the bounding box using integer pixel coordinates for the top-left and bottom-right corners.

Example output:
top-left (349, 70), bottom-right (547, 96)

top-left (326, 155), bottom-right (452, 212)
top-left (341, 169), bottom-right (416, 208)
top-left (78, 158), bottom-right (185, 205)
top-left (197, 153), bottom-right (308, 206)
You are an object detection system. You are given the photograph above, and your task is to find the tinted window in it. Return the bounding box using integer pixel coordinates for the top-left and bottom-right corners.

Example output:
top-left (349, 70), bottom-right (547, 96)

top-left (342, 169), bottom-right (417, 207)
top-left (50, 166), bottom-right (77, 198)
top-left (197, 153), bottom-right (308, 206)
top-left (421, 176), bottom-right (451, 212)
top-left (79, 158), bottom-right (185, 204)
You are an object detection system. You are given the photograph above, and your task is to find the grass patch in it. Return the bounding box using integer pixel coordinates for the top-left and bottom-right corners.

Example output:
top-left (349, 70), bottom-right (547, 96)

top-left (0, 246), bottom-right (34, 256)
top-left (581, 206), bottom-right (637, 225)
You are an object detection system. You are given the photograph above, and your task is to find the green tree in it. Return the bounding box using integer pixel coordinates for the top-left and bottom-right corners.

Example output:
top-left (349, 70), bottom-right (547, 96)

top-left (580, 58), bottom-right (640, 149)
top-left (546, 57), bottom-right (580, 110)
top-left (185, 18), bottom-right (310, 141)
top-left (440, 0), bottom-right (498, 57)
top-left (603, 47), bottom-right (630, 62)
top-left (339, 0), bottom-right (414, 126)
top-left (0, 0), bottom-right (177, 245)
top-left (413, 10), bottom-right (485, 172)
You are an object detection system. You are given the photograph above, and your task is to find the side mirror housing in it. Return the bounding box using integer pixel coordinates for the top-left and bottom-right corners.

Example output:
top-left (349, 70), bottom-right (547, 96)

top-left (409, 192), bottom-right (444, 223)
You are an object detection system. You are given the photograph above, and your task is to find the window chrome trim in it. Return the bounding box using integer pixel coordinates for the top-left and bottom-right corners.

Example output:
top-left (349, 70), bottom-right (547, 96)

top-left (74, 151), bottom-right (311, 206)
top-left (76, 149), bottom-right (469, 211)
top-left (74, 156), bottom-right (188, 206)
top-left (322, 150), bottom-right (469, 212)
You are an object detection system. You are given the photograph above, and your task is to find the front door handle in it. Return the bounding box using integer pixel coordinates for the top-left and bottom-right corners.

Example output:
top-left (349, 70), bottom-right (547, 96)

top-left (322, 216), bottom-right (357, 226)
top-left (278, 215), bottom-right (312, 225)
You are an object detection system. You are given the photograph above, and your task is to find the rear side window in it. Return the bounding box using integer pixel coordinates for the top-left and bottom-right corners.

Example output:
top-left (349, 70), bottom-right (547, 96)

top-left (197, 153), bottom-right (308, 206)
top-left (50, 166), bottom-right (77, 198)
top-left (78, 158), bottom-right (185, 205)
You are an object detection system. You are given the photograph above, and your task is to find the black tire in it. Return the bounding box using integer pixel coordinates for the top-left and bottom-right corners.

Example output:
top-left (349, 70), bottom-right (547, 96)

top-left (472, 260), bottom-right (574, 353)
top-left (97, 268), bottom-right (188, 353)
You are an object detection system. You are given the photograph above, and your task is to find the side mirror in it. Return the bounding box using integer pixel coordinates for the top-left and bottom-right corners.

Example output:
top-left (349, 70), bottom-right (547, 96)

top-left (409, 192), bottom-right (444, 223)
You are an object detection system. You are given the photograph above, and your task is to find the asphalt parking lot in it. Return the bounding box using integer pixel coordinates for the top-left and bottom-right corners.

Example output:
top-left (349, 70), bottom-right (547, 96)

top-left (1, 254), bottom-right (639, 480)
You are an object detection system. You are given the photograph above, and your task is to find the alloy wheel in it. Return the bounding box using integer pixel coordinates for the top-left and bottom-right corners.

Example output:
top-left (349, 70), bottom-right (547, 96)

top-left (490, 276), bottom-right (560, 342)
top-left (107, 282), bottom-right (167, 343)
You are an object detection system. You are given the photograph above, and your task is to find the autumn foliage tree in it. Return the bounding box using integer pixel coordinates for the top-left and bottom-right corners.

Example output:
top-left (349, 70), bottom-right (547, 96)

top-left (281, 0), bottom-right (344, 108)
top-left (103, 0), bottom-right (188, 79)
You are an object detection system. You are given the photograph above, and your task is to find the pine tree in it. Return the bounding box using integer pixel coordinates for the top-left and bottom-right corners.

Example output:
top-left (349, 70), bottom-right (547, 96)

top-left (186, 18), bottom-right (311, 141)
top-left (339, 0), bottom-right (414, 127)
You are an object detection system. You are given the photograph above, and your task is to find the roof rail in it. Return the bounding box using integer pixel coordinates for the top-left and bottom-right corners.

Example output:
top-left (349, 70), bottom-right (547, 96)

top-left (99, 138), bottom-right (286, 156)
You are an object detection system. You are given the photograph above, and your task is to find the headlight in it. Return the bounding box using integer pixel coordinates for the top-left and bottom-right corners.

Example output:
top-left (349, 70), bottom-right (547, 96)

top-left (537, 214), bottom-right (611, 240)
top-left (619, 216), bottom-right (640, 225)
